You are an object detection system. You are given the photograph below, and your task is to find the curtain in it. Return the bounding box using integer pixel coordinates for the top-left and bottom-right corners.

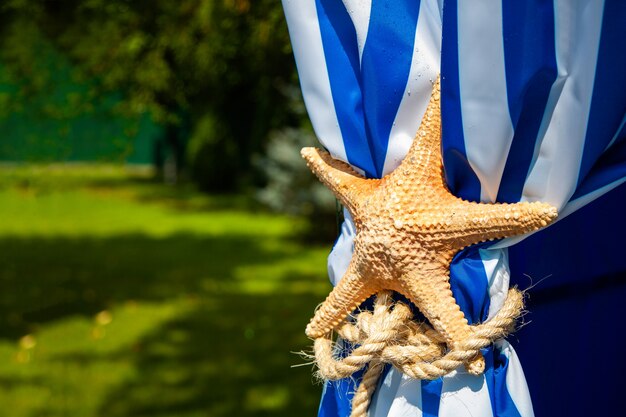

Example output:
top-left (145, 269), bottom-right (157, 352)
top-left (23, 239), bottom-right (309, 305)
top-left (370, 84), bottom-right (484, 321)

top-left (282, 1), bottom-right (626, 415)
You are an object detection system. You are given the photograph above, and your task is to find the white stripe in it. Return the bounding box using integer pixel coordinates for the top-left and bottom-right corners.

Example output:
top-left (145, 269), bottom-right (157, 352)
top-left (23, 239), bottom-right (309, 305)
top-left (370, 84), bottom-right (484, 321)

top-left (342, 0), bottom-right (372, 63)
top-left (479, 248), bottom-right (511, 321)
top-left (521, 0), bottom-right (605, 209)
top-left (496, 340), bottom-right (535, 417)
top-left (439, 371), bottom-right (493, 417)
top-left (457, 0), bottom-right (514, 203)
top-left (382, 0), bottom-right (442, 176)
top-left (495, 0), bottom-right (607, 249)
top-left (370, 369), bottom-right (424, 417)
top-left (282, 0), bottom-right (350, 164)
top-left (327, 209), bottom-right (356, 286)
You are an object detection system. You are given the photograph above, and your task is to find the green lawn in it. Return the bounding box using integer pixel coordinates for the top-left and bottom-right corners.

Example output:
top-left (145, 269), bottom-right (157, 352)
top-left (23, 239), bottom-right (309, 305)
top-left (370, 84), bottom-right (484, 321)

top-left (0, 164), bottom-right (332, 417)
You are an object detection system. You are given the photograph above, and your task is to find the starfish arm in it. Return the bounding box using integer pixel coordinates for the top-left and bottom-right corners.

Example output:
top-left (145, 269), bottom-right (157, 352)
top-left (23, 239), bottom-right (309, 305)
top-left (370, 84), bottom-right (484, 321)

top-left (388, 77), bottom-right (446, 190)
top-left (400, 268), bottom-right (485, 371)
top-left (306, 262), bottom-right (376, 338)
top-left (446, 200), bottom-right (558, 247)
top-left (301, 147), bottom-right (376, 214)
top-left (400, 268), bottom-right (472, 346)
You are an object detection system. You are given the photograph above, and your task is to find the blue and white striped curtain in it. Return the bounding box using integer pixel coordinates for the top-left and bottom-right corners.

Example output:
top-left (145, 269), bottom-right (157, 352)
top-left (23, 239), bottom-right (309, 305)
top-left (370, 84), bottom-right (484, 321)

top-left (282, 1), bottom-right (626, 416)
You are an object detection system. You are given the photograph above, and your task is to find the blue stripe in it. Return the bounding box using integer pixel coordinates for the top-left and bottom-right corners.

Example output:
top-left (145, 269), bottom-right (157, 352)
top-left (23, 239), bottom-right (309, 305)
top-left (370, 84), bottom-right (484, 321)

top-left (509, 183), bottom-right (626, 416)
top-left (572, 135), bottom-right (626, 199)
top-left (315, 0), bottom-right (375, 177)
top-left (318, 340), bottom-right (365, 417)
top-left (484, 345), bottom-right (523, 417)
top-left (509, 184), bottom-right (626, 294)
top-left (497, 0), bottom-right (557, 203)
top-left (577, 0), bottom-right (626, 188)
top-left (360, 0), bottom-right (421, 177)
top-left (449, 245), bottom-right (491, 324)
top-left (421, 378), bottom-right (443, 417)
top-left (318, 378), bottom-right (358, 417)
top-left (441, 0), bottom-right (482, 200)
top-left (318, 381), bottom-right (339, 417)
top-left (607, 115), bottom-right (626, 149)
top-left (441, 0), bottom-right (490, 329)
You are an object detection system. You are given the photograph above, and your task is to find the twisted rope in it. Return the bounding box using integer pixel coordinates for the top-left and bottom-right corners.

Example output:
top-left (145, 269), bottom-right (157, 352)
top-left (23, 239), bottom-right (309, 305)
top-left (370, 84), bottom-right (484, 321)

top-left (312, 288), bottom-right (524, 417)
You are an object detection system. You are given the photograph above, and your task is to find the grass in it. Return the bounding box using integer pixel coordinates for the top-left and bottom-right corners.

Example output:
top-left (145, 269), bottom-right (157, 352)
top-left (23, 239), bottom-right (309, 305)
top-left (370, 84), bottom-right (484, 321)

top-left (0, 164), bottom-right (333, 417)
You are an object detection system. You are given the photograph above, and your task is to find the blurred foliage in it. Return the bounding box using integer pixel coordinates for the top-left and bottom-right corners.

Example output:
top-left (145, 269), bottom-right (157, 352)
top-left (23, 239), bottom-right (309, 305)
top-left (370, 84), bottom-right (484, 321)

top-left (0, 38), bottom-right (158, 163)
top-left (256, 126), bottom-right (339, 241)
top-left (0, 0), bottom-right (301, 190)
top-left (255, 85), bottom-right (338, 240)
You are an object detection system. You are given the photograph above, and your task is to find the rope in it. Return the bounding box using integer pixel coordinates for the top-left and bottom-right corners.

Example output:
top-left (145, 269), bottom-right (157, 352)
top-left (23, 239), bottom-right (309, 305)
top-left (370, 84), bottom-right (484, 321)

top-left (312, 288), bottom-right (524, 417)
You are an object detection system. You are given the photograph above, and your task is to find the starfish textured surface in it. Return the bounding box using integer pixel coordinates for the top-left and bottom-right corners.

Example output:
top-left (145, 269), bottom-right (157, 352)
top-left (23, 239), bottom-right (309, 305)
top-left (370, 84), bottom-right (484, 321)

top-left (302, 78), bottom-right (558, 370)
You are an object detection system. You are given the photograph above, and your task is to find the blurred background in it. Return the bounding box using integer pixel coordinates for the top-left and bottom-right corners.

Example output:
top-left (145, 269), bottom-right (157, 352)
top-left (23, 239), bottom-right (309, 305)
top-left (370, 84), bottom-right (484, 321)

top-left (0, 1), bottom-right (337, 415)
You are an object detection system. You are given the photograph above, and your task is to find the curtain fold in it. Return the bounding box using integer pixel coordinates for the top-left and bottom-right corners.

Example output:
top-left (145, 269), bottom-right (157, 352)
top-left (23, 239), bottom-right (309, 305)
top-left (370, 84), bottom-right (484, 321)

top-left (282, 0), bottom-right (626, 415)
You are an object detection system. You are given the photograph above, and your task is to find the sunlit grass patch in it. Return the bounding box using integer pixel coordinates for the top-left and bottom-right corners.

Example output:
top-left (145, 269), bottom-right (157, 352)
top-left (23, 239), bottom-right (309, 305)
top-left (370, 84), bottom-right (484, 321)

top-left (0, 164), bottom-right (330, 416)
top-left (0, 163), bottom-right (302, 238)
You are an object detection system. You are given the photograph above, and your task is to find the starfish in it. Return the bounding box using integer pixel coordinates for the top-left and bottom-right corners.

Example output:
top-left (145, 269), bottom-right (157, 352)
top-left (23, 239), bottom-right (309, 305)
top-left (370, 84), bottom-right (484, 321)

top-left (302, 78), bottom-right (558, 371)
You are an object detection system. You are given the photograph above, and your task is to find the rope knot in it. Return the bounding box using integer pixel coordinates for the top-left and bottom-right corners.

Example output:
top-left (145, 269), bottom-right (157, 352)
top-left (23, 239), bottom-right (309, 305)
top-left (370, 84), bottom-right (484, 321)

top-left (311, 288), bottom-right (524, 417)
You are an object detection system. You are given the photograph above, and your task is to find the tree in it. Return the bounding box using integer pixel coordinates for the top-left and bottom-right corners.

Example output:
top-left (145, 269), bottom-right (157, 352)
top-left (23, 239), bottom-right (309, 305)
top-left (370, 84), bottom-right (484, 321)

top-left (1, 0), bottom-right (299, 191)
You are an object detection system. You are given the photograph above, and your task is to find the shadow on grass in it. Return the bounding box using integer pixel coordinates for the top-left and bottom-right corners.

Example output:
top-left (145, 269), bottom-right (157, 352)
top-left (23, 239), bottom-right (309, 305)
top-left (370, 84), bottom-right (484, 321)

top-left (0, 234), bottom-right (322, 339)
top-left (0, 234), bottom-right (327, 415)
top-left (88, 177), bottom-right (260, 212)
top-left (55, 292), bottom-right (323, 417)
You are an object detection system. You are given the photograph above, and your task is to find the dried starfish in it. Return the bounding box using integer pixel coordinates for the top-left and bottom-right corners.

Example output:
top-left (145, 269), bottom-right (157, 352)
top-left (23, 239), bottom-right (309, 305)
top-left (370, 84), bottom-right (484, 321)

top-left (302, 78), bottom-right (558, 372)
